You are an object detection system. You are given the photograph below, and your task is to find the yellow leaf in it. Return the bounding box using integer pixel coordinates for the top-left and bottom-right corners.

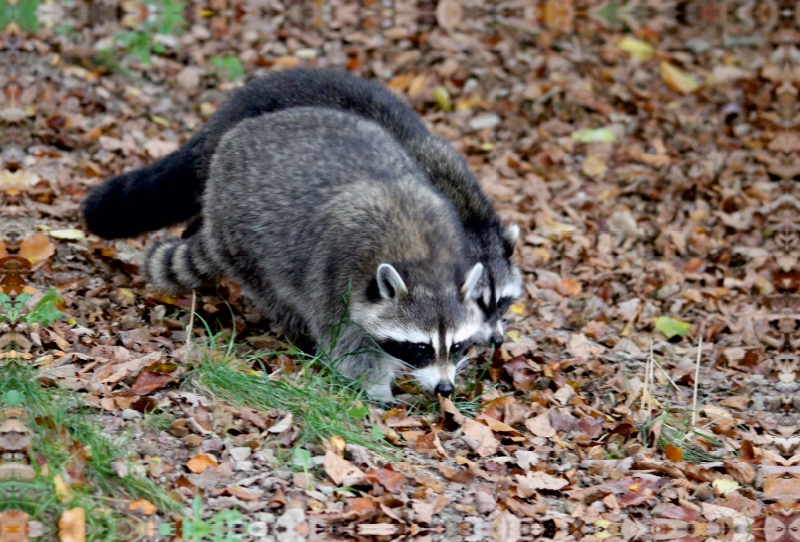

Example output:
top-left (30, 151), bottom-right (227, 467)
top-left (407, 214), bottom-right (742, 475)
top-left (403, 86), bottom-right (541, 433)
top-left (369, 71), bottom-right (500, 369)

top-left (506, 330), bottom-right (521, 343)
top-left (54, 473), bottom-right (73, 500)
top-left (509, 303), bottom-right (526, 315)
top-left (618, 36), bottom-right (655, 61)
top-left (433, 86), bottom-right (453, 112)
top-left (151, 115), bottom-right (170, 126)
top-left (49, 229), bottom-right (86, 240)
top-left (660, 62), bottom-right (699, 94)
top-left (713, 478), bottom-right (739, 495)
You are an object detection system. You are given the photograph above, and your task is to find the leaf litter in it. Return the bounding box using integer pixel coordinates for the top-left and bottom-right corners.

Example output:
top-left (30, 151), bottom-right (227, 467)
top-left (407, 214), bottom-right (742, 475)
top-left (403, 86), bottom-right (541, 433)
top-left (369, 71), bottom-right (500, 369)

top-left (0, 0), bottom-right (795, 540)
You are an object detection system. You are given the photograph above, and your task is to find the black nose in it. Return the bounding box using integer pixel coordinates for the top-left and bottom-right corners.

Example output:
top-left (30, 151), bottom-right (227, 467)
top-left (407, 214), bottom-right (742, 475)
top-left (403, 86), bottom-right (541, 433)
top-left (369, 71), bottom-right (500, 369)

top-left (490, 333), bottom-right (504, 347)
top-left (434, 381), bottom-right (454, 397)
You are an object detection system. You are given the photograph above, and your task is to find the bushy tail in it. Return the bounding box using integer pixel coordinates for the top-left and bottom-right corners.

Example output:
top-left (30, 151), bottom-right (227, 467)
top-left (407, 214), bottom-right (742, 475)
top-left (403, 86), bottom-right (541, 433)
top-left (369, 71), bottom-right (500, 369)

top-left (143, 235), bottom-right (219, 294)
top-left (81, 142), bottom-right (204, 239)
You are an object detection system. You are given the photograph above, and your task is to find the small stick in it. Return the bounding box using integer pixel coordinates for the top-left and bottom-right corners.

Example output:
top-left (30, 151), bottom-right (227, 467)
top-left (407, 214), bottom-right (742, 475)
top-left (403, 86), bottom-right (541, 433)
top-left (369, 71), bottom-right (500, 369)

top-left (186, 290), bottom-right (197, 354)
top-left (691, 330), bottom-right (704, 428)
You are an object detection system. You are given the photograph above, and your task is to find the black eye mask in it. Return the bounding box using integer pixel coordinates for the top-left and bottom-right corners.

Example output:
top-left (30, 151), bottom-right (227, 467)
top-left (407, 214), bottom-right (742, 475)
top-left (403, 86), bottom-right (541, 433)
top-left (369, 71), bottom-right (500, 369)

top-left (378, 340), bottom-right (435, 368)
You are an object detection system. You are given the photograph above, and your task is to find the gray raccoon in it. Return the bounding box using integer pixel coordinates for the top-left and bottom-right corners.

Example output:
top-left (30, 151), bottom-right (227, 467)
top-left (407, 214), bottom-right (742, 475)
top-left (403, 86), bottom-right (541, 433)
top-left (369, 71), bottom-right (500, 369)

top-left (82, 68), bottom-right (522, 347)
top-left (145, 108), bottom-right (485, 402)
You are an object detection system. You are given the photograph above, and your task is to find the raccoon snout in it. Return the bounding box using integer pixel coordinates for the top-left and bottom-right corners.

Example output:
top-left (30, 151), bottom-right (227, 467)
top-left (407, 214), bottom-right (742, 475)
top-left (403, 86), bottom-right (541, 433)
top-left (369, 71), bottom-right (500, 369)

top-left (489, 333), bottom-right (504, 347)
top-left (434, 381), bottom-right (454, 397)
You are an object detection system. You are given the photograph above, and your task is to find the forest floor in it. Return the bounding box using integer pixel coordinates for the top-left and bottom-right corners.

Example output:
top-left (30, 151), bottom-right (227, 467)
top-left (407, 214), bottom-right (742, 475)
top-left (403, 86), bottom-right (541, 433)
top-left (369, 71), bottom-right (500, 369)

top-left (1, 0), bottom-right (797, 541)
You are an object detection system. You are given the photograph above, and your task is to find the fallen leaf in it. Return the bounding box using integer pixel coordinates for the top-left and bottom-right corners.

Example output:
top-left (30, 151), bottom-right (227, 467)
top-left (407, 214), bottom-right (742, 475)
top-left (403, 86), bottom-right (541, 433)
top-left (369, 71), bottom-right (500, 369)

top-left (515, 471), bottom-right (568, 497)
top-left (712, 478), bottom-right (739, 496)
top-left (433, 86), bottom-right (452, 112)
top-left (130, 371), bottom-right (176, 396)
top-left (187, 454), bottom-right (218, 474)
top-left (268, 413), bottom-right (294, 434)
top-left (567, 333), bottom-right (591, 360)
top-left (48, 229), bottom-right (86, 240)
top-left (660, 62), bottom-right (699, 94)
top-left (59, 508), bottom-right (86, 542)
top-left (664, 444), bottom-right (683, 462)
top-left (365, 468), bottom-right (407, 492)
top-left (654, 316), bottom-right (691, 339)
top-left (435, 0), bottom-right (462, 32)
top-left (323, 451), bottom-right (365, 487)
top-left (581, 153), bottom-right (607, 177)
top-left (437, 463), bottom-right (475, 484)
top-left (571, 127), bottom-right (617, 143)
top-left (525, 412), bottom-right (556, 438)
top-left (618, 36), bottom-right (655, 61)
top-left (462, 419), bottom-right (499, 458)
top-left (19, 232), bottom-right (55, 264)
top-left (412, 500), bottom-right (435, 524)
top-left (128, 499), bottom-right (157, 515)
top-left (226, 485), bottom-right (265, 501)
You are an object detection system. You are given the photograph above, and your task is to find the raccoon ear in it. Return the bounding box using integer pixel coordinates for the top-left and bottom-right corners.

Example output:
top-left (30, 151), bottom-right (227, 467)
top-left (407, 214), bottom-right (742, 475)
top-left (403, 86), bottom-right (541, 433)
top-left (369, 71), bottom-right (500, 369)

top-left (502, 224), bottom-right (520, 259)
top-left (376, 263), bottom-right (408, 301)
top-left (460, 262), bottom-right (484, 299)
top-left (504, 224), bottom-right (520, 247)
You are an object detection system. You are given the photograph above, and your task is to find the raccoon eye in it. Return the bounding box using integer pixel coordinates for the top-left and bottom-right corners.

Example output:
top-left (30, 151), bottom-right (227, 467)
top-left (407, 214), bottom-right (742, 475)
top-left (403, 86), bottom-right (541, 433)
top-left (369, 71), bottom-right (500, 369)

top-left (496, 297), bottom-right (514, 312)
top-left (450, 341), bottom-right (472, 356)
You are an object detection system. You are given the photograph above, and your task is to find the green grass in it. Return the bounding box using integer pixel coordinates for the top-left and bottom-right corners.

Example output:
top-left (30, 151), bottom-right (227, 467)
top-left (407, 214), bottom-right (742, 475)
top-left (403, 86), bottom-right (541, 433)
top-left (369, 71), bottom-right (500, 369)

top-left (0, 359), bottom-right (181, 541)
top-left (640, 407), bottom-right (727, 463)
top-left (189, 344), bottom-right (397, 459)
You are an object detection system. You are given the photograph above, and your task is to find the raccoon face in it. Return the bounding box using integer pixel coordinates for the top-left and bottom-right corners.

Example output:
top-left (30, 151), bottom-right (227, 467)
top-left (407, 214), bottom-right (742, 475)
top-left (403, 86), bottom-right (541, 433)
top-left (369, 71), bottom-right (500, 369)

top-left (355, 262), bottom-right (485, 396)
top-left (473, 224), bottom-right (524, 347)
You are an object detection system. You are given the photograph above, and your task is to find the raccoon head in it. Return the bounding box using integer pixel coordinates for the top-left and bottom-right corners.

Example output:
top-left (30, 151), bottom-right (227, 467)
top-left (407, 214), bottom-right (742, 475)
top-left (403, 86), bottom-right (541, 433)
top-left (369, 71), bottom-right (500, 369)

top-left (355, 262), bottom-right (485, 396)
top-left (471, 223), bottom-right (524, 348)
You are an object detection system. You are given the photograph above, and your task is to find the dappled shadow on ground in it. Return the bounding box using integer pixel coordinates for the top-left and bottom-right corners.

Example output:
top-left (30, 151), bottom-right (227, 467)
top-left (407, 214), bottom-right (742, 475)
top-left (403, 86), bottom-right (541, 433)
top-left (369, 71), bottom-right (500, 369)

top-left (2, 0), bottom-right (800, 540)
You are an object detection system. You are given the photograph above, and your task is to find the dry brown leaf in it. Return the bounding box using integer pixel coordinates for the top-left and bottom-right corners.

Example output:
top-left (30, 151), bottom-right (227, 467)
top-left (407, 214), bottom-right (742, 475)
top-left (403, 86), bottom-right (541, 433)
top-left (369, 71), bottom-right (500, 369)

top-left (437, 463), bottom-right (475, 484)
top-left (19, 232), bottom-right (55, 264)
top-left (130, 371), bottom-right (176, 396)
top-left (187, 454), bottom-right (218, 474)
top-left (267, 413), bottom-right (294, 434)
top-left (440, 396), bottom-right (465, 424)
top-left (365, 467), bottom-right (407, 492)
top-left (462, 419), bottom-right (498, 458)
top-left (58, 508), bottom-right (86, 542)
top-left (411, 500), bottom-right (434, 524)
top-left (226, 485), bottom-right (265, 501)
top-left (525, 411), bottom-right (556, 438)
top-left (128, 499), bottom-right (157, 515)
top-left (323, 450), bottom-right (365, 487)
top-left (515, 471), bottom-right (569, 497)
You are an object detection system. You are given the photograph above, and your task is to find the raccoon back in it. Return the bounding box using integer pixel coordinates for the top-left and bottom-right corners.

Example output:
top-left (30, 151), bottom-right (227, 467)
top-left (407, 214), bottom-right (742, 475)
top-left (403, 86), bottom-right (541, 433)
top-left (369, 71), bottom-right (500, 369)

top-left (202, 107), bottom-right (472, 334)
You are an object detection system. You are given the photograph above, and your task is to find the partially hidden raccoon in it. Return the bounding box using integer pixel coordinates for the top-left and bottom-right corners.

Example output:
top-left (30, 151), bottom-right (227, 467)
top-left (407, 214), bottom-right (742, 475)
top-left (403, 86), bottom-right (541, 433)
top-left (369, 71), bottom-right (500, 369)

top-left (81, 68), bottom-right (522, 347)
top-left (143, 107), bottom-right (485, 402)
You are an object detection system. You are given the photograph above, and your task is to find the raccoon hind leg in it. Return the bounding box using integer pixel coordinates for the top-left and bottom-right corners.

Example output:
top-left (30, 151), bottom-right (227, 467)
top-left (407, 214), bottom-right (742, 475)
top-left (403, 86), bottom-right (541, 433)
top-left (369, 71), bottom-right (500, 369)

top-left (144, 235), bottom-right (220, 295)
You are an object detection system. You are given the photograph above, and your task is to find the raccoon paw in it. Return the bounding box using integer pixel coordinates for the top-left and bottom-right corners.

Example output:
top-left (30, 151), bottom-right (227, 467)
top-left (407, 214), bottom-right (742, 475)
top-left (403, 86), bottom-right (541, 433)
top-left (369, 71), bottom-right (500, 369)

top-left (362, 383), bottom-right (396, 406)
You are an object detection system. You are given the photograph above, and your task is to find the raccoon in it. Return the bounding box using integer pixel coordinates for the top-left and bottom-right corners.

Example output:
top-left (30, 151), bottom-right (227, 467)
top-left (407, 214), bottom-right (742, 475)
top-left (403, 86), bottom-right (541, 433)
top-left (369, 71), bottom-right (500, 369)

top-left (144, 107), bottom-right (485, 401)
top-left (81, 68), bottom-right (522, 347)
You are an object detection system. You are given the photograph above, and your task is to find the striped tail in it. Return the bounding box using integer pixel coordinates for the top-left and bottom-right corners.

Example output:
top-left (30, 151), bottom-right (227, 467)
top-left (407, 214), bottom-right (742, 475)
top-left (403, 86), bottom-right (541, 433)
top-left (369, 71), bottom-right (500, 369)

top-left (144, 235), bottom-right (220, 294)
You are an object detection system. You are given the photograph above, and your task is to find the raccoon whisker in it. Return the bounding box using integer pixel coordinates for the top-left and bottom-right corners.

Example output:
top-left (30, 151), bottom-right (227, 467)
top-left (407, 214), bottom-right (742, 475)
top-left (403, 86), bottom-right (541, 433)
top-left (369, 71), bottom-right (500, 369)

top-left (455, 356), bottom-right (471, 373)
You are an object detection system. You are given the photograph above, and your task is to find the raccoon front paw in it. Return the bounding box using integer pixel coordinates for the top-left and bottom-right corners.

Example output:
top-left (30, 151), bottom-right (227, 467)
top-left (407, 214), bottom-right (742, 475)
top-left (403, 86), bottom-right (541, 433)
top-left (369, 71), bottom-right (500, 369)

top-left (363, 383), bottom-right (396, 406)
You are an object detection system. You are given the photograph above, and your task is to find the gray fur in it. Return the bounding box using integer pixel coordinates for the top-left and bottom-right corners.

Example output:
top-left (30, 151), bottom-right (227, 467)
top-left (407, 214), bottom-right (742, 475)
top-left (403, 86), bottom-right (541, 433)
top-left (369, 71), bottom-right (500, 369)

top-left (144, 108), bottom-right (484, 401)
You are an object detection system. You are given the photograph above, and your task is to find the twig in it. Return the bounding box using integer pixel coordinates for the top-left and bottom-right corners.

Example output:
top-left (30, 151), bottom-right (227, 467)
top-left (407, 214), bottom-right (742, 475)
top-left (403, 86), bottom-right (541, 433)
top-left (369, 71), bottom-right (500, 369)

top-left (691, 330), bottom-right (704, 428)
top-left (185, 290), bottom-right (197, 355)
